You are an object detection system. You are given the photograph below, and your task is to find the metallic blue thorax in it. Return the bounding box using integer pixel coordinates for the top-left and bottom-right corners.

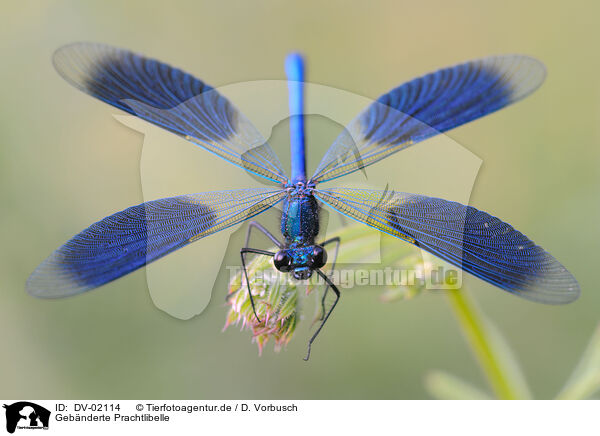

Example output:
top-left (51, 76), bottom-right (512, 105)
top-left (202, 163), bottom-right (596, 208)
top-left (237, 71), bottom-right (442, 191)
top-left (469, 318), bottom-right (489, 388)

top-left (281, 186), bottom-right (320, 247)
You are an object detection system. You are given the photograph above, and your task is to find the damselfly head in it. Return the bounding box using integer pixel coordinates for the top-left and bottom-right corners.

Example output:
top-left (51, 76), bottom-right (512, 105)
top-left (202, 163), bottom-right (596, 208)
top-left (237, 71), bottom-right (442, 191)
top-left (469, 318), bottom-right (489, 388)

top-left (273, 245), bottom-right (327, 278)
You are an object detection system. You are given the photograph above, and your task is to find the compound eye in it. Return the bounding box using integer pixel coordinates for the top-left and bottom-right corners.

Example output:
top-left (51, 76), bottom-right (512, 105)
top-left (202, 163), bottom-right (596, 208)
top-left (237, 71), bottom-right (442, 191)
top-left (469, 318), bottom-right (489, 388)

top-left (309, 245), bottom-right (327, 269)
top-left (273, 251), bottom-right (292, 272)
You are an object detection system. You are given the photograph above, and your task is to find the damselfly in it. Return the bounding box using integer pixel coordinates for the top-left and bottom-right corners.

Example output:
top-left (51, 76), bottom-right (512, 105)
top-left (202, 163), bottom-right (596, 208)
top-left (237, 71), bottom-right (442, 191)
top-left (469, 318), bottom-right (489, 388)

top-left (28, 43), bottom-right (579, 359)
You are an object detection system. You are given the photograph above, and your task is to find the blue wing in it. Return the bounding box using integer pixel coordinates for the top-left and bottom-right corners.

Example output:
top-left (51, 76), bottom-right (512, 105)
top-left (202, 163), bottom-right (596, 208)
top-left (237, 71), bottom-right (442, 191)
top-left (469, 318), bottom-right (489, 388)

top-left (53, 42), bottom-right (288, 183)
top-left (27, 188), bottom-right (285, 298)
top-left (315, 187), bottom-right (579, 304)
top-left (311, 55), bottom-right (545, 183)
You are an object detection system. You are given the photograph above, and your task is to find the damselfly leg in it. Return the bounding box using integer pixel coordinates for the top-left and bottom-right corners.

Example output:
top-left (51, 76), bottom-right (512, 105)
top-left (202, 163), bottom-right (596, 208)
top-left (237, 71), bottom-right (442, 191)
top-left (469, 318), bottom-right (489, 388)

top-left (236, 219), bottom-right (284, 322)
top-left (240, 247), bottom-right (274, 323)
top-left (304, 269), bottom-right (341, 361)
top-left (244, 221), bottom-right (284, 249)
top-left (318, 237), bottom-right (340, 320)
top-left (227, 220), bottom-right (283, 301)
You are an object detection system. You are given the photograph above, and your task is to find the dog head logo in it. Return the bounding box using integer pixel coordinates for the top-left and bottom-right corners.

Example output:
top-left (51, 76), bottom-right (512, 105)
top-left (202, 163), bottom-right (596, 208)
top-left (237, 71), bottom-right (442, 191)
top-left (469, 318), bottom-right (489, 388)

top-left (3, 402), bottom-right (50, 433)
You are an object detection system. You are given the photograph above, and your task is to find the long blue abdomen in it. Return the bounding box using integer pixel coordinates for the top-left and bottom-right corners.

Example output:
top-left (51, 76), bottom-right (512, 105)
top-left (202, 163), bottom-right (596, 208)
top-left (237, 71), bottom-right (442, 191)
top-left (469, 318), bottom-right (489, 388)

top-left (285, 53), bottom-right (306, 183)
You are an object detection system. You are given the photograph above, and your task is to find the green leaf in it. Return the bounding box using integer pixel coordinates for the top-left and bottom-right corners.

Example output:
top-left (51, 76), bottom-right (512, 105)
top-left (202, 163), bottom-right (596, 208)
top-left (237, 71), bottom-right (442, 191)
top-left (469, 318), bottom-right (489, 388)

top-left (482, 314), bottom-right (533, 399)
top-left (446, 290), bottom-right (532, 399)
top-left (425, 370), bottom-right (493, 400)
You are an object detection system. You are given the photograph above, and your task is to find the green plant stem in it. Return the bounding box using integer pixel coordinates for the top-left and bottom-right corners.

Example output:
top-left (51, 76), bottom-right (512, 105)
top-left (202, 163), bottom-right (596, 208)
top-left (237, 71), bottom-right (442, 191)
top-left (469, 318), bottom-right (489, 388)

top-left (446, 289), bottom-right (520, 400)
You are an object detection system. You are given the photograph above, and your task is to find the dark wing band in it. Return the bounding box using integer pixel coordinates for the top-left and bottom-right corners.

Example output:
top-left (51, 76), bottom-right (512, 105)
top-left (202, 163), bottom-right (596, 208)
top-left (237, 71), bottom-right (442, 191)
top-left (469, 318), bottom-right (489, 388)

top-left (27, 188), bottom-right (285, 297)
top-left (54, 42), bottom-right (288, 183)
top-left (312, 55), bottom-right (545, 183)
top-left (316, 187), bottom-right (578, 304)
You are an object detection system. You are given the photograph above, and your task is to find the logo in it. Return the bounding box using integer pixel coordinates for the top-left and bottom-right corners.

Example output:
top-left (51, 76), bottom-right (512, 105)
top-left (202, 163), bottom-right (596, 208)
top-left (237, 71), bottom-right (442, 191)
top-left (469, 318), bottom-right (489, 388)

top-left (3, 402), bottom-right (50, 433)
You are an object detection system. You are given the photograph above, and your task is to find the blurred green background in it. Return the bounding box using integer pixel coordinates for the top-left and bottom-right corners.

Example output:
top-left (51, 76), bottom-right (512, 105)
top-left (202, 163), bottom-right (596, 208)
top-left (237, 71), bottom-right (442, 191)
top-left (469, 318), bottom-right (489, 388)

top-left (1, 0), bottom-right (599, 399)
